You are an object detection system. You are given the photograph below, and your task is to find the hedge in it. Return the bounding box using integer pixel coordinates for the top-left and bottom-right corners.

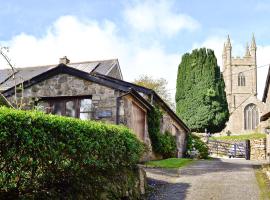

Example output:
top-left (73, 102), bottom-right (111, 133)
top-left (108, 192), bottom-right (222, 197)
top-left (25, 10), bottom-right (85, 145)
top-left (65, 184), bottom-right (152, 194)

top-left (0, 107), bottom-right (144, 198)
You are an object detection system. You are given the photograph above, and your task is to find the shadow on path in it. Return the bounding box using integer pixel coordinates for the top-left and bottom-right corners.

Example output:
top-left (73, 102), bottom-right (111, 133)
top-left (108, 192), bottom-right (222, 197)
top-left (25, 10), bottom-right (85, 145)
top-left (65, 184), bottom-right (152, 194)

top-left (147, 178), bottom-right (190, 200)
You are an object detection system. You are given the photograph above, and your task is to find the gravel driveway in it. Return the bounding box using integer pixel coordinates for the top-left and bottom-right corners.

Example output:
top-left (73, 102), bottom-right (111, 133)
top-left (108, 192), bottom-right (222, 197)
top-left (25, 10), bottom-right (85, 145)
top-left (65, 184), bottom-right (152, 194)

top-left (146, 158), bottom-right (265, 200)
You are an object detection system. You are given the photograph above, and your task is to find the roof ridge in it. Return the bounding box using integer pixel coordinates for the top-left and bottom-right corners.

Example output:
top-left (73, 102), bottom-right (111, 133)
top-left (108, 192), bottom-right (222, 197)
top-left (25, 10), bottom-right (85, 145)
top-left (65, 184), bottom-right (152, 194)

top-left (69, 58), bottom-right (118, 65)
top-left (0, 58), bottom-right (118, 70)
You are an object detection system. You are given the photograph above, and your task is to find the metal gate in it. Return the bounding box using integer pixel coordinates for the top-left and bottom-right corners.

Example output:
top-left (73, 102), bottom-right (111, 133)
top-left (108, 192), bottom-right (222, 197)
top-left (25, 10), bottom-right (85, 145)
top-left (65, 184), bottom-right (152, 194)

top-left (208, 140), bottom-right (250, 160)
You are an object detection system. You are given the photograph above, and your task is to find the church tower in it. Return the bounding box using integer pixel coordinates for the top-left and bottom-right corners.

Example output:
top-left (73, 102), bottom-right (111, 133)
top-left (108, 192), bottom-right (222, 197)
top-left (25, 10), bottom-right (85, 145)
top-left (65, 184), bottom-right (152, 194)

top-left (222, 35), bottom-right (257, 112)
top-left (222, 35), bottom-right (261, 133)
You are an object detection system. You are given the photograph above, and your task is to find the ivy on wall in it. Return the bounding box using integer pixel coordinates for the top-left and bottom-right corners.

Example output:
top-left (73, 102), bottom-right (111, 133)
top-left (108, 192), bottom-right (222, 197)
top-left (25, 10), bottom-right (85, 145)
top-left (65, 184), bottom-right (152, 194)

top-left (147, 106), bottom-right (177, 158)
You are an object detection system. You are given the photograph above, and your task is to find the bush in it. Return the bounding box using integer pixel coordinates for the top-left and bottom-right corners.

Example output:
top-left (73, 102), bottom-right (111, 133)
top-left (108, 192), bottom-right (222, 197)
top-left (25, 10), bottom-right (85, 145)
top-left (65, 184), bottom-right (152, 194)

top-left (158, 131), bottom-right (177, 158)
top-left (0, 107), bottom-right (144, 198)
top-left (148, 106), bottom-right (177, 158)
top-left (186, 133), bottom-right (208, 159)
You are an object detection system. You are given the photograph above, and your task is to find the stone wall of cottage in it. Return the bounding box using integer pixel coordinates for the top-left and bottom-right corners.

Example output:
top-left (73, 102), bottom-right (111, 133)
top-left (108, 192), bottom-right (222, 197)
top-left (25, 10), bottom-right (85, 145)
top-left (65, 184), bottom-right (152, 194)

top-left (250, 138), bottom-right (267, 160)
top-left (119, 96), bottom-right (152, 161)
top-left (8, 73), bottom-right (119, 124)
top-left (161, 111), bottom-right (187, 158)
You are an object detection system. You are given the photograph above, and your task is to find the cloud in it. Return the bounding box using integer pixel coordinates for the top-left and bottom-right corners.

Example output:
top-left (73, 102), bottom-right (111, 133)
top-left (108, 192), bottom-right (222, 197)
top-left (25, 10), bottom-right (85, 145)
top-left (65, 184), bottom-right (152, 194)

top-left (0, 15), bottom-right (181, 101)
top-left (124, 0), bottom-right (199, 36)
top-left (1, 16), bottom-right (127, 68)
top-left (193, 36), bottom-right (270, 100)
top-left (192, 36), bottom-right (225, 67)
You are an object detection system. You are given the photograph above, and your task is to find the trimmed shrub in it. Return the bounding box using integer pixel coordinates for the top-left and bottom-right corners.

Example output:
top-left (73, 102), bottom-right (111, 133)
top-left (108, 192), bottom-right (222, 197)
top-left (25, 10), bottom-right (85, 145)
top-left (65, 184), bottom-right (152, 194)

top-left (148, 106), bottom-right (177, 158)
top-left (158, 131), bottom-right (177, 158)
top-left (0, 107), bottom-right (144, 198)
top-left (186, 133), bottom-right (208, 159)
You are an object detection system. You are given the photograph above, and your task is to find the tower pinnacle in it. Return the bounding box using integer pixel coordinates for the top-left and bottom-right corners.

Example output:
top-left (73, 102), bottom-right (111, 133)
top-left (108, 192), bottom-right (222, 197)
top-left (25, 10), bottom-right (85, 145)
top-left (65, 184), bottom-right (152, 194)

top-left (226, 35), bottom-right (232, 48)
top-left (245, 43), bottom-right (250, 57)
top-left (251, 34), bottom-right (256, 50)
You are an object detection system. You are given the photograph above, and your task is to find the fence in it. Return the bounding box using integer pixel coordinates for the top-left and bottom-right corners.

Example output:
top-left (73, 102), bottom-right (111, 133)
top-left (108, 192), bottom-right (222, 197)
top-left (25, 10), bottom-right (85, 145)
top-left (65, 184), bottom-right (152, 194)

top-left (208, 140), bottom-right (250, 160)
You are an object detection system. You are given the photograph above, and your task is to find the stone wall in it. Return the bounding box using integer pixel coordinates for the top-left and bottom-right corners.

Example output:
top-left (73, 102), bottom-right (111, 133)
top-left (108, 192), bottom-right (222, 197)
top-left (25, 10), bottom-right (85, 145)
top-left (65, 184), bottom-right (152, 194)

top-left (161, 111), bottom-right (187, 158)
top-left (250, 138), bottom-right (266, 160)
top-left (8, 73), bottom-right (119, 124)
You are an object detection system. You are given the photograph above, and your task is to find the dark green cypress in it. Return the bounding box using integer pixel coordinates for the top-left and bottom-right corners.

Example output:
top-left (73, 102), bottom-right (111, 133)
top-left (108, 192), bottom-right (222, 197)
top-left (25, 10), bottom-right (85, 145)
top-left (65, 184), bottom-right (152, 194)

top-left (175, 48), bottom-right (229, 132)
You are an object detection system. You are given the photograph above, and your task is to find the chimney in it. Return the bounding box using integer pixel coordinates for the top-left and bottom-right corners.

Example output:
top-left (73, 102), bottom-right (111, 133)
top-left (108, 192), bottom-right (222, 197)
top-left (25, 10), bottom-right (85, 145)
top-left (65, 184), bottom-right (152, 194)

top-left (59, 56), bottom-right (70, 64)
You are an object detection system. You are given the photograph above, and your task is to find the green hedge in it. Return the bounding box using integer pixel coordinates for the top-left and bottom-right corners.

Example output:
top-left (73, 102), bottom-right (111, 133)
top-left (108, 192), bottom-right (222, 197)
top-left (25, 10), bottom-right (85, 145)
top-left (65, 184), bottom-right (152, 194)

top-left (0, 107), bottom-right (144, 198)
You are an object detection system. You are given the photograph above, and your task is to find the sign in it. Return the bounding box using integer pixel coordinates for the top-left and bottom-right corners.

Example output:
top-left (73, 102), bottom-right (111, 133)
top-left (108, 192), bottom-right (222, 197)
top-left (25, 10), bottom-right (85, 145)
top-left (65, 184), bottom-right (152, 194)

top-left (97, 110), bottom-right (112, 118)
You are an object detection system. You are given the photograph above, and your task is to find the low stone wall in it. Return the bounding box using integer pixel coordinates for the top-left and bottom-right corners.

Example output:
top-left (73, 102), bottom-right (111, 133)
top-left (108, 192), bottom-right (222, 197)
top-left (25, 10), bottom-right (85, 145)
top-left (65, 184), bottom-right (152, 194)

top-left (93, 165), bottom-right (147, 199)
top-left (250, 138), bottom-right (266, 160)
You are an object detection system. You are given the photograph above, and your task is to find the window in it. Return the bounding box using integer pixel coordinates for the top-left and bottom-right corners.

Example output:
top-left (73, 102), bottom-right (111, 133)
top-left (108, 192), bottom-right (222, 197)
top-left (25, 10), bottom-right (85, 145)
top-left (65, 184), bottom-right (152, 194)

top-left (238, 72), bottom-right (245, 86)
top-left (244, 104), bottom-right (259, 130)
top-left (38, 96), bottom-right (92, 120)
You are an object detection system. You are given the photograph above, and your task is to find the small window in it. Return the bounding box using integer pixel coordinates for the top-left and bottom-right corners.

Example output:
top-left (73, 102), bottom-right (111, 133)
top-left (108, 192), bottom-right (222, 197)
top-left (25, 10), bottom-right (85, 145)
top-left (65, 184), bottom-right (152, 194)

top-left (38, 96), bottom-right (92, 120)
top-left (79, 99), bottom-right (92, 120)
top-left (238, 72), bottom-right (245, 86)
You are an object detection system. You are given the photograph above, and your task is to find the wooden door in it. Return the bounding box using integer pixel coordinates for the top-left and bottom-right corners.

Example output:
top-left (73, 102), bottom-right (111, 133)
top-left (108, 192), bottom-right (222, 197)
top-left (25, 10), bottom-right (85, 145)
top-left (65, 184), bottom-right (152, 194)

top-left (131, 102), bottom-right (146, 141)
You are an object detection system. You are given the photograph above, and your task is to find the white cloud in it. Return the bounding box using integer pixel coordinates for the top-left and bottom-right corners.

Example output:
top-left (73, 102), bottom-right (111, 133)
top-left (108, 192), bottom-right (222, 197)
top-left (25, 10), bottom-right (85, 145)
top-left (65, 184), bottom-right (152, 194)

top-left (192, 36), bottom-right (225, 67)
top-left (124, 0), bottom-right (199, 36)
top-left (193, 36), bottom-right (270, 100)
top-left (2, 16), bottom-right (127, 68)
top-left (0, 15), bottom-right (181, 101)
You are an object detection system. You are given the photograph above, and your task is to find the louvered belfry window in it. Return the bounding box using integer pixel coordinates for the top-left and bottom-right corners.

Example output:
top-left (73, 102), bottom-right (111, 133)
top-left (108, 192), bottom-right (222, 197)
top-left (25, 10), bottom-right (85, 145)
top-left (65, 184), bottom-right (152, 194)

top-left (238, 72), bottom-right (245, 86)
top-left (244, 104), bottom-right (259, 130)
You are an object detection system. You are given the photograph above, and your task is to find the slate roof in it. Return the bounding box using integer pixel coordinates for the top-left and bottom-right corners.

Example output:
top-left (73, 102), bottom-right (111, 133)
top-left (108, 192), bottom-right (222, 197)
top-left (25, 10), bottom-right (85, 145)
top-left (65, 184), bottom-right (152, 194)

top-left (0, 59), bottom-right (121, 91)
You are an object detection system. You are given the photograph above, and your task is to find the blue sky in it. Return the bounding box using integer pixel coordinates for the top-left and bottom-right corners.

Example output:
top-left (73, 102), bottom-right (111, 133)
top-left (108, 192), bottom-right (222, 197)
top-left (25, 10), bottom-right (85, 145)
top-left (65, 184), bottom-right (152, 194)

top-left (1, 0), bottom-right (270, 99)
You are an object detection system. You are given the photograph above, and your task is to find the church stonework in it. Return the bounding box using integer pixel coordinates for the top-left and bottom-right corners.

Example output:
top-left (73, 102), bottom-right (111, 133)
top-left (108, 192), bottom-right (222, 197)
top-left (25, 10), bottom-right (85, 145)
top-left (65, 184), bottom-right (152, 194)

top-left (222, 35), bottom-right (268, 134)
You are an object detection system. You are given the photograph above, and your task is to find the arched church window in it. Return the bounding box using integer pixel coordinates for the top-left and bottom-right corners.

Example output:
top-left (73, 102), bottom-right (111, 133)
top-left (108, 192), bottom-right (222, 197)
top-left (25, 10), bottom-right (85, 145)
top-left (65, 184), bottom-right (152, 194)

top-left (244, 104), bottom-right (259, 130)
top-left (238, 72), bottom-right (245, 86)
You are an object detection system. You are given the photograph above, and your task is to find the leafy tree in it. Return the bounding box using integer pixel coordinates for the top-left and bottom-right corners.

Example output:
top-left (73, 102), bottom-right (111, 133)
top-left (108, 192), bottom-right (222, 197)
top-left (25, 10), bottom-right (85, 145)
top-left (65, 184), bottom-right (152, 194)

top-left (175, 48), bottom-right (229, 132)
top-left (134, 75), bottom-right (174, 108)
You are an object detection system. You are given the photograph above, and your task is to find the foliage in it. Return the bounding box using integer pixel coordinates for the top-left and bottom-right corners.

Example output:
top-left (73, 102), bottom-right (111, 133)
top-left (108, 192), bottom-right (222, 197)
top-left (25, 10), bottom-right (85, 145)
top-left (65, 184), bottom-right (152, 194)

top-left (175, 48), bottom-right (229, 132)
top-left (255, 167), bottom-right (270, 200)
top-left (158, 131), bottom-right (177, 158)
top-left (134, 75), bottom-right (175, 109)
top-left (145, 158), bottom-right (193, 168)
top-left (210, 133), bottom-right (266, 142)
top-left (186, 133), bottom-right (209, 159)
top-left (0, 107), bottom-right (144, 198)
top-left (147, 106), bottom-right (177, 158)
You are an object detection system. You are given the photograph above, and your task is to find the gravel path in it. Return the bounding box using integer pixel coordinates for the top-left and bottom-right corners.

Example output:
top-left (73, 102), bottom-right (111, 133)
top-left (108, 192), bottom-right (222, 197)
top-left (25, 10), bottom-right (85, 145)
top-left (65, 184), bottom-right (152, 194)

top-left (146, 158), bottom-right (265, 200)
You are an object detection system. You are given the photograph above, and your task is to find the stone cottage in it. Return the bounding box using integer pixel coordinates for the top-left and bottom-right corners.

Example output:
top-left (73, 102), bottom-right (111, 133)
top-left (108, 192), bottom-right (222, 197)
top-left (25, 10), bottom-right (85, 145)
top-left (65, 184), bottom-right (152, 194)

top-left (0, 57), bottom-right (190, 159)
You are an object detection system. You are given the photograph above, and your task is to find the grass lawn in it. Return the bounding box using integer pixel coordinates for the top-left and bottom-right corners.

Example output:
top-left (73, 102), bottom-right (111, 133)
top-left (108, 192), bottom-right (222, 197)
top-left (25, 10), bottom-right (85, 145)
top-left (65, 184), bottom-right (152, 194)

top-left (210, 133), bottom-right (266, 142)
top-left (255, 168), bottom-right (270, 200)
top-left (144, 158), bottom-right (193, 168)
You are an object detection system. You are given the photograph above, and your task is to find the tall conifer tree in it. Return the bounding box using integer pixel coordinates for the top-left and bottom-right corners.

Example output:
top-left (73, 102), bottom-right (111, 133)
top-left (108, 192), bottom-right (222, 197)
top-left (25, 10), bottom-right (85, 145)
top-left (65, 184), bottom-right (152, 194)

top-left (176, 48), bottom-right (229, 132)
